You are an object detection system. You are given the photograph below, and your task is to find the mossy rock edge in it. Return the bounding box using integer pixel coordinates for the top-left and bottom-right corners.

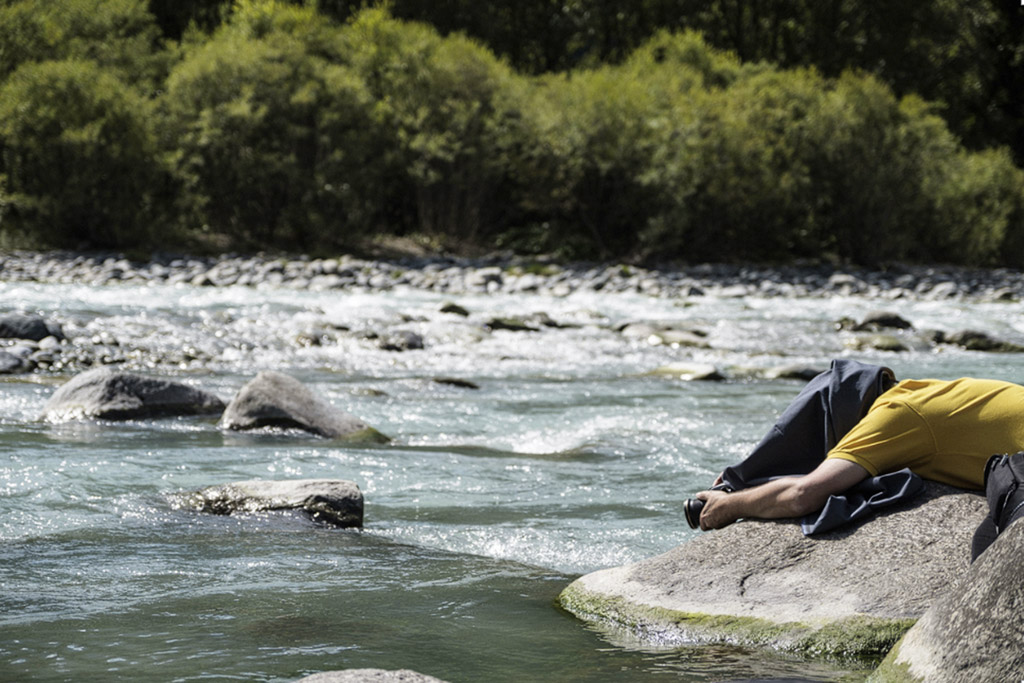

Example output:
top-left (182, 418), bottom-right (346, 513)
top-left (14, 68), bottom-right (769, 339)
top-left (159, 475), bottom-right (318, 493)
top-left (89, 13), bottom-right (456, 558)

top-left (558, 580), bottom-right (916, 660)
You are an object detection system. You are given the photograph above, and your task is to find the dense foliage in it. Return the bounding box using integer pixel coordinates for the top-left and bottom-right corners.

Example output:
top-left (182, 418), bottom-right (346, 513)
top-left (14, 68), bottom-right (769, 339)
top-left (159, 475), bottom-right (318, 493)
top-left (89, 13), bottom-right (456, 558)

top-left (0, 0), bottom-right (1022, 266)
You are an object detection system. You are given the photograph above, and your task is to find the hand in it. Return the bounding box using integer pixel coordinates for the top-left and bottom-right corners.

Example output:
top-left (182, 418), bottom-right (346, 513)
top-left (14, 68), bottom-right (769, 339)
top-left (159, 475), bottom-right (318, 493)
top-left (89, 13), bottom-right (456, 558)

top-left (712, 472), bottom-right (724, 487)
top-left (695, 489), bottom-right (737, 531)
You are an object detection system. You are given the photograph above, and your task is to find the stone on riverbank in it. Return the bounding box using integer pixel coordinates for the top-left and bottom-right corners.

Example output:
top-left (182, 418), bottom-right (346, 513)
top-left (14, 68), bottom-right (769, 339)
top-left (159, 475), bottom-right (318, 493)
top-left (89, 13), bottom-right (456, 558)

top-left (42, 367), bottom-right (225, 421)
top-left (180, 479), bottom-right (364, 528)
top-left (869, 518), bottom-right (1024, 682)
top-left (559, 482), bottom-right (984, 658)
top-left (0, 313), bottom-right (64, 341)
top-left (220, 371), bottom-right (388, 442)
top-left (295, 670), bottom-right (447, 682)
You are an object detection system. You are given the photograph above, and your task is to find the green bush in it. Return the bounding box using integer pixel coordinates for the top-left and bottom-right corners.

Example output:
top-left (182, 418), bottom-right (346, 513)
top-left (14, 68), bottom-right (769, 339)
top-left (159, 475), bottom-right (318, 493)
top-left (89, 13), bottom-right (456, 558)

top-left (163, 2), bottom-right (377, 249)
top-left (0, 0), bottom-right (168, 89)
top-left (338, 8), bottom-right (527, 246)
top-left (0, 59), bottom-right (164, 248)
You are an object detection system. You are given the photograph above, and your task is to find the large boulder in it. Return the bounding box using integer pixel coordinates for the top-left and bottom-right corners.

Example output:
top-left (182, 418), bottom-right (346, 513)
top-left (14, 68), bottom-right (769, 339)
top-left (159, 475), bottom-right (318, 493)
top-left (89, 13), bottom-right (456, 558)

top-left (220, 371), bottom-right (387, 442)
top-left (559, 483), bottom-right (985, 658)
top-left (869, 519), bottom-right (1024, 682)
top-left (179, 479), bottom-right (364, 528)
top-left (295, 670), bottom-right (447, 682)
top-left (42, 367), bottom-right (225, 421)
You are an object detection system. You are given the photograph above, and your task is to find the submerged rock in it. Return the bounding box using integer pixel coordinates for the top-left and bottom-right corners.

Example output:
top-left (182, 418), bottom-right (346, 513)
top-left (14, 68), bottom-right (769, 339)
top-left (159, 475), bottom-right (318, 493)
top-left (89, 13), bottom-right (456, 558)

top-left (220, 371), bottom-right (387, 441)
top-left (559, 483), bottom-right (984, 658)
top-left (870, 519), bottom-right (1024, 682)
top-left (42, 367), bottom-right (225, 421)
top-left (944, 329), bottom-right (1024, 353)
top-left (181, 479), bottom-right (364, 528)
top-left (853, 311), bottom-right (914, 332)
top-left (645, 363), bottom-right (725, 381)
top-left (295, 670), bottom-right (447, 683)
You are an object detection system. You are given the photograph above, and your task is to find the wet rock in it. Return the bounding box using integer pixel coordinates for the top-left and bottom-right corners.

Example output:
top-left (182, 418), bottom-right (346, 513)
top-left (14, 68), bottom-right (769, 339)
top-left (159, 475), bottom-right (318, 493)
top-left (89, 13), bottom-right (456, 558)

top-left (853, 311), bottom-right (913, 331)
top-left (295, 670), bottom-right (448, 683)
top-left (646, 363), bottom-right (725, 381)
top-left (181, 479), bottom-right (364, 528)
top-left (439, 302), bottom-right (470, 317)
top-left (378, 330), bottom-right (425, 352)
top-left (944, 330), bottom-right (1024, 353)
top-left (485, 317), bottom-right (540, 332)
top-left (42, 367), bottom-right (225, 421)
top-left (0, 349), bottom-right (31, 374)
top-left (853, 334), bottom-right (910, 353)
top-left (766, 364), bottom-right (826, 381)
top-left (647, 329), bottom-right (710, 349)
top-left (220, 371), bottom-right (387, 441)
top-left (433, 377), bottom-right (480, 390)
top-left (560, 483), bottom-right (984, 658)
top-left (0, 313), bottom-right (63, 341)
top-left (869, 518), bottom-right (1024, 682)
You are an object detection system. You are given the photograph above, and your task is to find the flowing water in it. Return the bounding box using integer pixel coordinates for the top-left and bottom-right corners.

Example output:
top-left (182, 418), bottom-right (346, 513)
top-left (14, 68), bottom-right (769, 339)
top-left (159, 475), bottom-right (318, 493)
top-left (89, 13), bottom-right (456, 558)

top-left (2, 278), bottom-right (1024, 682)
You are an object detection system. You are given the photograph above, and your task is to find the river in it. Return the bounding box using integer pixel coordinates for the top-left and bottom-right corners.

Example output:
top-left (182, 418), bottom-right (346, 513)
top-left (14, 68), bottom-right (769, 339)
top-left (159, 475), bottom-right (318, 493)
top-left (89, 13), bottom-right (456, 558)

top-left (2, 275), bottom-right (1023, 682)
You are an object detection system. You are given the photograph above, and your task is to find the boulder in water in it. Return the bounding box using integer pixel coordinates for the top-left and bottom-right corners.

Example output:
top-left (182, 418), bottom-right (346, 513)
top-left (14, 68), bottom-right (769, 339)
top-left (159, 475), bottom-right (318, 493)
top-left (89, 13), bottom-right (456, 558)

top-left (559, 483), bottom-right (984, 658)
top-left (220, 371), bottom-right (387, 442)
top-left (869, 518), bottom-right (1024, 682)
top-left (42, 367), bottom-right (225, 421)
top-left (181, 479), bottom-right (364, 528)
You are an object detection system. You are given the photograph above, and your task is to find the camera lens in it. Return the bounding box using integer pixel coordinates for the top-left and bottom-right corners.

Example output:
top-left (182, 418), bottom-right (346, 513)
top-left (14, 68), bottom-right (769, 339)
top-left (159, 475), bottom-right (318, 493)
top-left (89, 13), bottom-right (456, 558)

top-left (684, 498), bottom-right (704, 529)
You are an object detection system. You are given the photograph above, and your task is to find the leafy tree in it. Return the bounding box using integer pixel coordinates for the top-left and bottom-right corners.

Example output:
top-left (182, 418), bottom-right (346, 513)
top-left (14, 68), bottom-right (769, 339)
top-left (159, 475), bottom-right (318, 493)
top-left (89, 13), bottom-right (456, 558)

top-left (0, 59), bottom-right (164, 248)
top-left (163, 1), bottom-right (378, 248)
top-left (0, 0), bottom-right (168, 89)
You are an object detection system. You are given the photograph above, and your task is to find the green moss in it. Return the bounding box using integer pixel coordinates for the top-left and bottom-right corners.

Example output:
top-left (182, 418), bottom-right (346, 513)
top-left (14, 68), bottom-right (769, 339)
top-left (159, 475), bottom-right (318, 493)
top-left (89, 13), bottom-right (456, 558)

top-left (559, 581), bottom-right (915, 660)
top-left (866, 641), bottom-right (923, 683)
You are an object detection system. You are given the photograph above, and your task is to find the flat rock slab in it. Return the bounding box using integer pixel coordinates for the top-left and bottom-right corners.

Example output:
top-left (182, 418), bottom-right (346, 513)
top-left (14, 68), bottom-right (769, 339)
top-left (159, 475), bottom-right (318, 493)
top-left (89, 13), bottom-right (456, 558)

top-left (220, 371), bottom-right (387, 442)
top-left (870, 519), bottom-right (1024, 682)
top-left (180, 479), bottom-right (364, 528)
top-left (560, 483), bottom-right (985, 658)
top-left (42, 367), bottom-right (225, 421)
top-left (295, 670), bottom-right (447, 683)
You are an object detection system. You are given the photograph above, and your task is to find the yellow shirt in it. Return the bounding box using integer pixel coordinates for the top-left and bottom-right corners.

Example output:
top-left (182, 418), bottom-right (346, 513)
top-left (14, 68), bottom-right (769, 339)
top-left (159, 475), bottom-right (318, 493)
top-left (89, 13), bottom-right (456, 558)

top-left (827, 378), bottom-right (1024, 489)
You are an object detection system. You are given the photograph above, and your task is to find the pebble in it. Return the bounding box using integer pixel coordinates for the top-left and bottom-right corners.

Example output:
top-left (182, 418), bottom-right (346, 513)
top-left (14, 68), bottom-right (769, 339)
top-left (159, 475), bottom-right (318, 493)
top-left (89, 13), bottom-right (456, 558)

top-left (1, 251), bottom-right (1022, 302)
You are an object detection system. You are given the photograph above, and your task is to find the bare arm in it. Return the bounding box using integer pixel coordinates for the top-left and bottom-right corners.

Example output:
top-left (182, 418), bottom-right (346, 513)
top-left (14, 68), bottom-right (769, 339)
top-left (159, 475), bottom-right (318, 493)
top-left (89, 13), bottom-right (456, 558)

top-left (696, 458), bottom-right (869, 531)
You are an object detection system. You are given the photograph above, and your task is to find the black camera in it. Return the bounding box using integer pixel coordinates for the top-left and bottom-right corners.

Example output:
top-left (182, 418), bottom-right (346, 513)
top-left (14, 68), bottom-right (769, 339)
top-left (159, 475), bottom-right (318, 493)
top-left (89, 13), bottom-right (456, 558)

top-left (683, 497), bottom-right (704, 529)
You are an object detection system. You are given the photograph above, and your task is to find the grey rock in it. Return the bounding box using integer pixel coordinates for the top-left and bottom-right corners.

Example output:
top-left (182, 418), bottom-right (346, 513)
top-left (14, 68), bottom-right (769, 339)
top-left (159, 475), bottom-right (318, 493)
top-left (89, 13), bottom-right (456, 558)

top-left (439, 302), bottom-right (470, 317)
top-left (559, 483), bottom-right (984, 658)
top-left (181, 479), bottom-right (363, 528)
top-left (220, 371), bottom-right (387, 441)
top-left (378, 330), bottom-right (425, 352)
top-left (645, 363), bottom-right (725, 381)
top-left (295, 670), bottom-right (447, 683)
top-left (0, 349), bottom-right (29, 374)
top-left (869, 519), bottom-right (1024, 682)
top-left (854, 311), bottom-right (913, 331)
top-left (485, 317), bottom-right (540, 332)
top-left (945, 329), bottom-right (1024, 353)
top-left (0, 313), bottom-right (63, 341)
top-left (42, 367), bottom-right (225, 421)
top-left (765, 364), bottom-right (827, 381)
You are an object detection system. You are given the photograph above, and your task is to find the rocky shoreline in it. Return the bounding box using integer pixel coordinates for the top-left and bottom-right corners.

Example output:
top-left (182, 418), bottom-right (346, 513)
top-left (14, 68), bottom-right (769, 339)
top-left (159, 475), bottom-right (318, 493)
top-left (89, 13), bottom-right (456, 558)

top-left (2, 250), bottom-right (1024, 301)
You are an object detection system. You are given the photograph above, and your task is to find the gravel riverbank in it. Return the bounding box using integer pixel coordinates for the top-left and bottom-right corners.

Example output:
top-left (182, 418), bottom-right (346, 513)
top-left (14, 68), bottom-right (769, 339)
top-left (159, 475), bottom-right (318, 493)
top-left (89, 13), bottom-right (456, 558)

top-left (1, 251), bottom-right (1023, 301)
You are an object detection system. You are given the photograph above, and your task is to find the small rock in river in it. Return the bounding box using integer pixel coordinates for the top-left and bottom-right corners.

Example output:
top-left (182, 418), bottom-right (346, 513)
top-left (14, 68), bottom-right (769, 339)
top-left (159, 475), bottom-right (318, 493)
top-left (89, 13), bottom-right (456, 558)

top-left (180, 479), bottom-right (364, 528)
top-left (439, 302), bottom-right (470, 317)
top-left (944, 329), bottom-right (1024, 353)
top-left (378, 330), bottom-right (425, 352)
top-left (853, 311), bottom-right (914, 331)
top-left (0, 313), bottom-right (64, 341)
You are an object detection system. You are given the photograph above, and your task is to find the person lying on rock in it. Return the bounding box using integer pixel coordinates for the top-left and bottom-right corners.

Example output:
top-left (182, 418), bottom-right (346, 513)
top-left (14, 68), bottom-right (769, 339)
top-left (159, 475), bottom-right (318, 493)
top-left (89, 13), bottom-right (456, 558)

top-left (692, 360), bottom-right (1024, 543)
